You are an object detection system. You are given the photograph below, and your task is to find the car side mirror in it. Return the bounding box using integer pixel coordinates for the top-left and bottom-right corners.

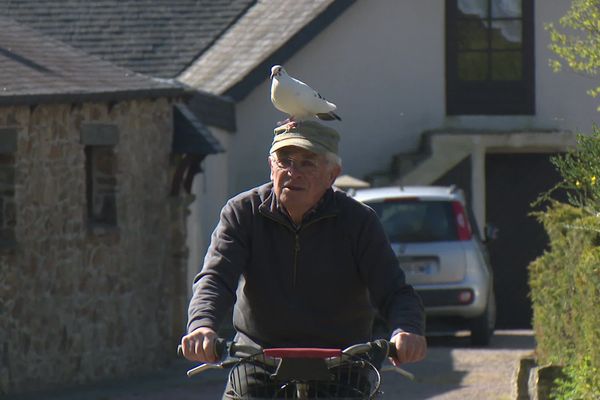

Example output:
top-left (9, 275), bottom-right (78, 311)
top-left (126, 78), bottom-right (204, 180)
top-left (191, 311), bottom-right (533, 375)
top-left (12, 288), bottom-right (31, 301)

top-left (484, 223), bottom-right (499, 242)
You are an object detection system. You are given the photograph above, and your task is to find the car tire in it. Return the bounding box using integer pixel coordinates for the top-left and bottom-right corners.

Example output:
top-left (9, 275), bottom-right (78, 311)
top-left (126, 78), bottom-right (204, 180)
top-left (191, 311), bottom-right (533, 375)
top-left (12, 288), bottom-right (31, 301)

top-left (470, 289), bottom-right (496, 346)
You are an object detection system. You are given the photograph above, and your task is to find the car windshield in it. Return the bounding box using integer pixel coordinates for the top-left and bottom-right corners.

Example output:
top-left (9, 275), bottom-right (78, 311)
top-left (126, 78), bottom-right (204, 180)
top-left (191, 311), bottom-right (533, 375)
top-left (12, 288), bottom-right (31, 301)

top-left (367, 199), bottom-right (458, 243)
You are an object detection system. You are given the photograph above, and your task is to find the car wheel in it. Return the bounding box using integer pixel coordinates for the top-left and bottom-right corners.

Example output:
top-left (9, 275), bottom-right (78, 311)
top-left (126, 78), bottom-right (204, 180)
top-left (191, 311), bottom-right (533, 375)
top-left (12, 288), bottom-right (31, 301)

top-left (470, 289), bottom-right (496, 346)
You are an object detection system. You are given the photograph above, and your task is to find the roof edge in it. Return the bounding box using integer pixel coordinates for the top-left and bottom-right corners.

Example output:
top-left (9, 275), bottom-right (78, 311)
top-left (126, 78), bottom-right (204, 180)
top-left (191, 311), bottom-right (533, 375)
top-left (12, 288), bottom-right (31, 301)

top-left (0, 87), bottom-right (188, 107)
top-left (224, 0), bottom-right (356, 102)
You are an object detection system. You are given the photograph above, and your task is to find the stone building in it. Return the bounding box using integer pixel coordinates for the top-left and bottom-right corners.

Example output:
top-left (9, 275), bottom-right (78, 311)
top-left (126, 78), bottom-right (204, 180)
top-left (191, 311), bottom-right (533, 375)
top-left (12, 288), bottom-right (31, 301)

top-left (0, 17), bottom-right (194, 395)
top-left (0, 0), bottom-right (241, 299)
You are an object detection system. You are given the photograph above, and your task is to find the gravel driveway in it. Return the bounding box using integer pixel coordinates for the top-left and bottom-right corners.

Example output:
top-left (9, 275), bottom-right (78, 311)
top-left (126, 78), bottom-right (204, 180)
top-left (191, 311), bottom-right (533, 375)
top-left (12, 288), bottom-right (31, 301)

top-left (379, 330), bottom-right (535, 399)
top-left (6, 330), bottom-right (534, 400)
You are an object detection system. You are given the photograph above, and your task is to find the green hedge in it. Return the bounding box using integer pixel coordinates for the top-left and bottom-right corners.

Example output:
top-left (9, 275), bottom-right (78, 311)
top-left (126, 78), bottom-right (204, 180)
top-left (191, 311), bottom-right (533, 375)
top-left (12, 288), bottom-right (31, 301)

top-left (529, 128), bottom-right (600, 399)
top-left (529, 203), bottom-right (600, 398)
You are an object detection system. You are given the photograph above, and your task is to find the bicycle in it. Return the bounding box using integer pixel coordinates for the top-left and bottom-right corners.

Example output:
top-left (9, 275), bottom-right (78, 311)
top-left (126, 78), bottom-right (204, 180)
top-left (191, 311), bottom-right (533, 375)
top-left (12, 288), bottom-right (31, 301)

top-left (179, 338), bottom-right (415, 399)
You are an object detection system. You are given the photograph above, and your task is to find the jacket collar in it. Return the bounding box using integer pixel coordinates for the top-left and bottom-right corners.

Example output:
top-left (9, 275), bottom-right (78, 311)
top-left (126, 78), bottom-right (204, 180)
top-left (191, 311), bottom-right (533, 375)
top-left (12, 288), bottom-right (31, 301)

top-left (258, 183), bottom-right (340, 229)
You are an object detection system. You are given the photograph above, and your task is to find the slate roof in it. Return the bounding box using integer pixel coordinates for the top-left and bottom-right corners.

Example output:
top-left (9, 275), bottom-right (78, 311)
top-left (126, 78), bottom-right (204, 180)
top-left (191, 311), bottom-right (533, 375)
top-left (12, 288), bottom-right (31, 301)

top-left (0, 16), bottom-right (183, 106)
top-left (178, 0), bottom-right (355, 100)
top-left (0, 0), bottom-right (256, 78)
top-left (188, 90), bottom-right (236, 132)
top-left (173, 103), bottom-right (225, 155)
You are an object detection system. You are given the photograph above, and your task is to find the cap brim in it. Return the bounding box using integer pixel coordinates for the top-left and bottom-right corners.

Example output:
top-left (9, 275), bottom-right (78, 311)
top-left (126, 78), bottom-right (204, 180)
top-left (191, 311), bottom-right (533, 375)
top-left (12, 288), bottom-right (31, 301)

top-left (269, 137), bottom-right (329, 155)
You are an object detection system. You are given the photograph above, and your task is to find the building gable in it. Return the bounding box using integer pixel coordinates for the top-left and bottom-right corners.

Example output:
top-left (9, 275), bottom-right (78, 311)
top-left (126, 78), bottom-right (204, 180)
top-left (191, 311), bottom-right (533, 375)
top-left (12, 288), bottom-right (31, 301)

top-left (178, 0), bottom-right (355, 100)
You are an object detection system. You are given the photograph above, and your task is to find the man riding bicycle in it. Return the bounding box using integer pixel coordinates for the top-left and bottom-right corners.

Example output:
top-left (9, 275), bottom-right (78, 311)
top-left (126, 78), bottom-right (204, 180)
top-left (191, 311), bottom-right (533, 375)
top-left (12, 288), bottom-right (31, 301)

top-left (181, 121), bottom-right (427, 398)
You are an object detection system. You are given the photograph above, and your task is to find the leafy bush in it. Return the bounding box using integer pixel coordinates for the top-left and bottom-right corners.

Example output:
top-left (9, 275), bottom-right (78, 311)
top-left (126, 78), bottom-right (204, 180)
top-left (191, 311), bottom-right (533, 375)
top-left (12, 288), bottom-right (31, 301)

top-left (553, 355), bottom-right (600, 400)
top-left (545, 0), bottom-right (600, 111)
top-left (541, 0), bottom-right (600, 393)
top-left (530, 127), bottom-right (600, 399)
top-left (544, 126), bottom-right (600, 212)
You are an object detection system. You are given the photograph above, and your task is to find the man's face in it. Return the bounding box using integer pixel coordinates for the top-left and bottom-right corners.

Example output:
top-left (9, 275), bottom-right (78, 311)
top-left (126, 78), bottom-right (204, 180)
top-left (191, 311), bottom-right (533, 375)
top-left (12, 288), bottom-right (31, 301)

top-left (269, 146), bottom-right (340, 218)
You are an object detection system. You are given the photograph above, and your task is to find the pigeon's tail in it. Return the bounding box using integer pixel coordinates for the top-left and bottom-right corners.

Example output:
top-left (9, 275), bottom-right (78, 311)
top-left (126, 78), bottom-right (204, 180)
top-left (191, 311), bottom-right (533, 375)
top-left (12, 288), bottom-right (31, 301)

top-left (316, 112), bottom-right (342, 121)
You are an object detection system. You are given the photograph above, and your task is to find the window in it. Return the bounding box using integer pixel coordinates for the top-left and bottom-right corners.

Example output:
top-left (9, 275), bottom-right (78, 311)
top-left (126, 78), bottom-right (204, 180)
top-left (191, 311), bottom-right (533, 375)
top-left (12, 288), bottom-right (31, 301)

top-left (81, 124), bottom-right (119, 229)
top-left (446, 0), bottom-right (534, 115)
top-left (0, 128), bottom-right (17, 247)
top-left (85, 145), bottom-right (117, 227)
top-left (368, 200), bottom-right (459, 242)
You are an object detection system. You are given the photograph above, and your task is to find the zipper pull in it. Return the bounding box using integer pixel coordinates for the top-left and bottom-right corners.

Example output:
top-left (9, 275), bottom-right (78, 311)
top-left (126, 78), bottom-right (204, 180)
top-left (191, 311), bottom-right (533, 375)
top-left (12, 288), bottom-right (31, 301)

top-left (293, 234), bottom-right (300, 287)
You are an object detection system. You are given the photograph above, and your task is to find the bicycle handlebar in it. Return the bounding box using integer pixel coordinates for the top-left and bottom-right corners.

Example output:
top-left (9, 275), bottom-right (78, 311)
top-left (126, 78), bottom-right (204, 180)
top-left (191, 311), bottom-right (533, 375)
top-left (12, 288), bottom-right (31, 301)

top-left (179, 338), bottom-right (394, 364)
top-left (179, 338), bottom-right (414, 380)
top-left (342, 339), bottom-right (394, 358)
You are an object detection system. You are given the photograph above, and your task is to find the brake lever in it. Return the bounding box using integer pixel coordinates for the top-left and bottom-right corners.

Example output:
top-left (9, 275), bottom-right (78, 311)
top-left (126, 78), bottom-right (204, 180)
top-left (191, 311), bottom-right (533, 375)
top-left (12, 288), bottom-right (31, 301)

top-left (380, 364), bottom-right (415, 381)
top-left (186, 362), bottom-right (221, 377)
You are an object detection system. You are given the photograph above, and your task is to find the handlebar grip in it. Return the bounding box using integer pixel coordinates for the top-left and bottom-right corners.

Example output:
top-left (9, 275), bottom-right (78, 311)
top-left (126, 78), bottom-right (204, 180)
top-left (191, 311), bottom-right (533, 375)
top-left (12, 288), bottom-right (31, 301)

top-left (214, 337), bottom-right (228, 359)
top-left (177, 337), bottom-right (228, 360)
top-left (371, 339), bottom-right (396, 358)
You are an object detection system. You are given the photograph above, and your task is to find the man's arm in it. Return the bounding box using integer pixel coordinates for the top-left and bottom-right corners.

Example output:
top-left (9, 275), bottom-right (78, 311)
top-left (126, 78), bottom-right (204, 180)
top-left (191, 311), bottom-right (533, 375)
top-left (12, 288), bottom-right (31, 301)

top-left (182, 199), bottom-right (250, 362)
top-left (357, 208), bottom-right (427, 363)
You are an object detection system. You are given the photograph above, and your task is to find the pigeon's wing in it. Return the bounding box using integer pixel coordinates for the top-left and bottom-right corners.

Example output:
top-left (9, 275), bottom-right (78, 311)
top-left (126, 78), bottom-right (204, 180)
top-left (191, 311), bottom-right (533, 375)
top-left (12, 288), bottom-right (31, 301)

top-left (291, 77), bottom-right (337, 114)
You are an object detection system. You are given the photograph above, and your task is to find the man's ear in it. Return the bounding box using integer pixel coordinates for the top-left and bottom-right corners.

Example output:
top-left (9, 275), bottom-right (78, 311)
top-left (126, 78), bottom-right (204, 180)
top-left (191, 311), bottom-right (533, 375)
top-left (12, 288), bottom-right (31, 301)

top-left (268, 156), bottom-right (274, 180)
top-left (328, 164), bottom-right (342, 186)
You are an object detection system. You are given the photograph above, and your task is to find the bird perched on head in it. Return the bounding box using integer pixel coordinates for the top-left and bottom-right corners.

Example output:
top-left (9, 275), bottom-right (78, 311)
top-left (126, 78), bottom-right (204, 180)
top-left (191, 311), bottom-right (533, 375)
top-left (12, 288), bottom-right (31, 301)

top-left (270, 65), bottom-right (341, 126)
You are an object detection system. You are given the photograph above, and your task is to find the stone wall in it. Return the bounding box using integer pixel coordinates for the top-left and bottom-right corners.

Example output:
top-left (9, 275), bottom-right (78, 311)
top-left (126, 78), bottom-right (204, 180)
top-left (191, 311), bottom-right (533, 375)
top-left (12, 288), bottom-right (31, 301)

top-left (0, 98), bottom-right (189, 395)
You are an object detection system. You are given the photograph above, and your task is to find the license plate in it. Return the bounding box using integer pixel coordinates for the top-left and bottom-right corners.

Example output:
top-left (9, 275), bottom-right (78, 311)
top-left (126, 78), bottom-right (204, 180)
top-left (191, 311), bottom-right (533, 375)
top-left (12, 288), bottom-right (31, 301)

top-left (399, 259), bottom-right (439, 275)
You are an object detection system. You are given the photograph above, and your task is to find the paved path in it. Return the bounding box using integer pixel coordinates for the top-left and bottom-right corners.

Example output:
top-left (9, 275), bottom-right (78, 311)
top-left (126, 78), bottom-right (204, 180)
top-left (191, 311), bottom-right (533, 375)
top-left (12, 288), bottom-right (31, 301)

top-left (6, 330), bottom-right (534, 400)
top-left (379, 330), bottom-right (534, 399)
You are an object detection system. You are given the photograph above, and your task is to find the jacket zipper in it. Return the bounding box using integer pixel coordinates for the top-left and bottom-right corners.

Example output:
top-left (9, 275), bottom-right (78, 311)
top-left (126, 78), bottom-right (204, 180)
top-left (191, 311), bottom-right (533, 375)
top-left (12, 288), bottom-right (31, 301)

top-left (261, 213), bottom-right (336, 288)
top-left (293, 234), bottom-right (300, 287)
top-left (290, 215), bottom-right (334, 287)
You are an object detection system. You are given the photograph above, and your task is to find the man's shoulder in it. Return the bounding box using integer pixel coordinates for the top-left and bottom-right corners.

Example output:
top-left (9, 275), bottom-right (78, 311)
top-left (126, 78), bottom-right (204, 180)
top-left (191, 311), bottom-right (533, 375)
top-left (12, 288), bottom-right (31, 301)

top-left (227, 182), bottom-right (272, 208)
top-left (332, 187), bottom-right (375, 216)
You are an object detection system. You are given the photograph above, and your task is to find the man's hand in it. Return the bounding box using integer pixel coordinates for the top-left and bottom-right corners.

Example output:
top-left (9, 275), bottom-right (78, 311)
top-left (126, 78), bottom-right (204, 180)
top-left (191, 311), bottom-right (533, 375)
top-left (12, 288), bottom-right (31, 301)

top-left (180, 327), bottom-right (219, 363)
top-left (389, 331), bottom-right (427, 366)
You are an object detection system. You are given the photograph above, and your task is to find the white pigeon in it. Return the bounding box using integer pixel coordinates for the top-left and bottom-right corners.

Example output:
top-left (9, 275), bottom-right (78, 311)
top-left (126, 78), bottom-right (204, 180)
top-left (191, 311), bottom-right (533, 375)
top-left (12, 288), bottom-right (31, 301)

top-left (270, 65), bottom-right (341, 124)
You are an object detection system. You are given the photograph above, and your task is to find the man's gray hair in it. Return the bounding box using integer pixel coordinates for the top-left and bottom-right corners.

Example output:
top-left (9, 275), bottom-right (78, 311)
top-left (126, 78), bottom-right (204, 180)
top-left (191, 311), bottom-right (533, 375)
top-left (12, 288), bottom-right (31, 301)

top-left (324, 151), bottom-right (342, 168)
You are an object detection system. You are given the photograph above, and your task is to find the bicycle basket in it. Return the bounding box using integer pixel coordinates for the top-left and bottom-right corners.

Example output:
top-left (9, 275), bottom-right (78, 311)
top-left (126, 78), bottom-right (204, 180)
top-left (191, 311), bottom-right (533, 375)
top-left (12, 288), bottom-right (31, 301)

top-left (226, 352), bottom-right (381, 399)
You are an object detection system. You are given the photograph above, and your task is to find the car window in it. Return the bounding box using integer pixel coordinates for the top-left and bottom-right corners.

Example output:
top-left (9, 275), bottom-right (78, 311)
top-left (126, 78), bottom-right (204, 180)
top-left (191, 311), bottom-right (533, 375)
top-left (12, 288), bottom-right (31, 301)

top-left (367, 200), bottom-right (458, 242)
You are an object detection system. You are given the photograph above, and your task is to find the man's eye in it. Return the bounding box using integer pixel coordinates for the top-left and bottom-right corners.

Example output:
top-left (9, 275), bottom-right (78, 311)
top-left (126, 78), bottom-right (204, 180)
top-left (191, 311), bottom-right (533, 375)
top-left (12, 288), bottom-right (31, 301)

top-left (301, 160), bottom-right (317, 169)
top-left (279, 158), bottom-right (293, 168)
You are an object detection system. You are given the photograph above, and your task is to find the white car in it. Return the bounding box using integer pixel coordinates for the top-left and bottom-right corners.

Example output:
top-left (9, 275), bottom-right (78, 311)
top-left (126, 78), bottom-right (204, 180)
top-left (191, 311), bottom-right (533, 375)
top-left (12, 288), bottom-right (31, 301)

top-left (352, 185), bottom-right (496, 345)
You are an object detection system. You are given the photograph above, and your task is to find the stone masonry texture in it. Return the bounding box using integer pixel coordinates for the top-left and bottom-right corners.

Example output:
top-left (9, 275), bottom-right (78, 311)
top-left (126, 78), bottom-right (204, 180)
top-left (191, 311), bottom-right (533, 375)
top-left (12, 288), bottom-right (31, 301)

top-left (0, 98), bottom-right (189, 395)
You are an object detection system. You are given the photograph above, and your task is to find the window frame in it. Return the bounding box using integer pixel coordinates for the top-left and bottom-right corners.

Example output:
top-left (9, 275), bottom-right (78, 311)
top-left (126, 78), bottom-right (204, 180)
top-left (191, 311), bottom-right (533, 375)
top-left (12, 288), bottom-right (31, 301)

top-left (84, 145), bottom-right (118, 228)
top-left (445, 0), bottom-right (535, 115)
top-left (80, 123), bottom-right (119, 231)
top-left (0, 128), bottom-right (17, 248)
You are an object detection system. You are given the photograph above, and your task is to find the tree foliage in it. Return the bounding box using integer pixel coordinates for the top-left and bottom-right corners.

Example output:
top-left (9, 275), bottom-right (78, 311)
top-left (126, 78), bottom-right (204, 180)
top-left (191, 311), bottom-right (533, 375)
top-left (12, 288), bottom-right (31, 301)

top-left (546, 0), bottom-right (600, 110)
top-left (544, 126), bottom-right (600, 214)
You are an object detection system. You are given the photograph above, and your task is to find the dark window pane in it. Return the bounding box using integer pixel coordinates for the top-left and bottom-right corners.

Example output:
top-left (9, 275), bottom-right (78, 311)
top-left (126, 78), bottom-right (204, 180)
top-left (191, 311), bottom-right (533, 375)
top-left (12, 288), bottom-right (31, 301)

top-left (458, 52), bottom-right (488, 80)
top-left (446, 0), bottom-right (533, 115)
top-left (492, 0), bottom-right (521, 17)
top-left (368, 201), bottom-right (458, 243)
top-left (457, 0), bottom-right (488, 18)
top-left (85, 145), bottom-right (117, 226)
top-left (491, 51), bottom-right (522, 80)
top-left (491, 20), bottom-right (522, 49)
top-left (457, 20), bottom-right (489, 50)
top-left (0, 153), bottom-right (16, 246)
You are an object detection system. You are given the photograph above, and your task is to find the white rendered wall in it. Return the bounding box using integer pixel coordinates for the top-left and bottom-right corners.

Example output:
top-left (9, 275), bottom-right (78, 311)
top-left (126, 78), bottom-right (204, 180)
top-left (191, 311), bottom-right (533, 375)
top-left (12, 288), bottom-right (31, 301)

top-left (230, 0), bottom-right (598, 194)
top-left (186, 127), bottom-right (232, 297)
